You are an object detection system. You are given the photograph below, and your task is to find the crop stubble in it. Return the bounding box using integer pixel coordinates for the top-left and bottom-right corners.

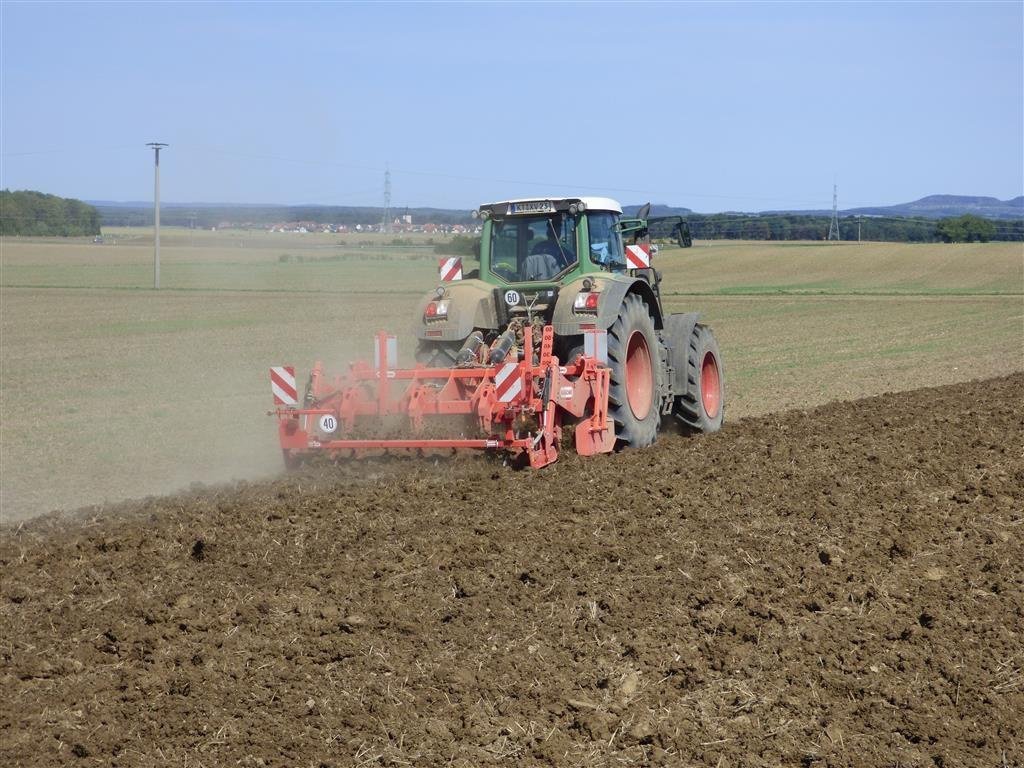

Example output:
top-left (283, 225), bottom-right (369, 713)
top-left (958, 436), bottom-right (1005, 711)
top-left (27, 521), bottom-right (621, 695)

top-left (1, 374), bottom-right (1021, 767)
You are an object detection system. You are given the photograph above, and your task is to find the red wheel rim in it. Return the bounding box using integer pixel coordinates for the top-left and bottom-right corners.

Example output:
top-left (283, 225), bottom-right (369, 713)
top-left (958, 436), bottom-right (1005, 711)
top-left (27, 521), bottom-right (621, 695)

top-left (625, 331), bottom-right (653, 420)
top-left (701, 351), bottom-right (721, 419)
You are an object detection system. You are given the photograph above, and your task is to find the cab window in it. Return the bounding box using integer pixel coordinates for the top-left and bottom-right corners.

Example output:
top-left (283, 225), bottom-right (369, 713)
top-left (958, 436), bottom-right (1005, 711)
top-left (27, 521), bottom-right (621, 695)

top-left (489, 214), bottom-right (577, 282)
top-left (588, 212), bottom-right (625, 271)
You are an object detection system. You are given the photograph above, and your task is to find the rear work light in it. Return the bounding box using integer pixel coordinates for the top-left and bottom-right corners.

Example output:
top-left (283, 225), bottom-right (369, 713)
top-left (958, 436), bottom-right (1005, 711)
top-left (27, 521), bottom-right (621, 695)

top-left (425, 300), bottom-right (450, 320)
top-left (573, 291), bottom-right (600, 312)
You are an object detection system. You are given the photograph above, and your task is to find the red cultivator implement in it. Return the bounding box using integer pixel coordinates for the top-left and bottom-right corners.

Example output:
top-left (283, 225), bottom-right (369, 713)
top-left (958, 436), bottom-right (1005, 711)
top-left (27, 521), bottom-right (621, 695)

top-left (270, 325), bottom-right (614, 469)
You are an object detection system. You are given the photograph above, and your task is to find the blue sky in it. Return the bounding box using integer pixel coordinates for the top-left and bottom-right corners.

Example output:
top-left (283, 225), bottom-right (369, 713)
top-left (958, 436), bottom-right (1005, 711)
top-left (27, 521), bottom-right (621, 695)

top-left (2, 1), bottom-right (1021, 212)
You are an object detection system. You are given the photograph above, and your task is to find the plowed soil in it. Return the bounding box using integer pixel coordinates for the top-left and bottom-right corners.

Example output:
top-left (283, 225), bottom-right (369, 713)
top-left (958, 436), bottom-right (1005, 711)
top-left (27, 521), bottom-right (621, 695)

top-left (2, 375), bottom-right (1022, 767)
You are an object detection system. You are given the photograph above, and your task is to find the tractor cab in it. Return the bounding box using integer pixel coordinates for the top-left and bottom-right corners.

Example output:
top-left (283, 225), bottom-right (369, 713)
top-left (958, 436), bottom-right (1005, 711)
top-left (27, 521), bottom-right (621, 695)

top-left (415, 196), bottom-right (670, 365)
top-left (473, 197), bottom-right (629, 286)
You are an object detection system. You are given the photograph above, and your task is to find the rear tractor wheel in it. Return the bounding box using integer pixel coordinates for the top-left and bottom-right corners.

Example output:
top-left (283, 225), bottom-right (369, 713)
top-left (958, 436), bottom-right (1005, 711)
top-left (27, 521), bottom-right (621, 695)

top-left (674, 323), bottom-right (724, 433)
top-left (607, 294), bottom-right (662, 449)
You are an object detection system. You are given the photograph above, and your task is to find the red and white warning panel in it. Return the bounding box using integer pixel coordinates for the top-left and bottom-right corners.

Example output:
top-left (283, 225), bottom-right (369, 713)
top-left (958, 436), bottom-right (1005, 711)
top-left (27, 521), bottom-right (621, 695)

top-left (438, 257), bottom-right (463, 282)
top-left (625, 243), bottom-right (651, 269)
top-left (494, 361), bottom-right (522, 402)
top-left (270, 366), bottom-right (298, 406)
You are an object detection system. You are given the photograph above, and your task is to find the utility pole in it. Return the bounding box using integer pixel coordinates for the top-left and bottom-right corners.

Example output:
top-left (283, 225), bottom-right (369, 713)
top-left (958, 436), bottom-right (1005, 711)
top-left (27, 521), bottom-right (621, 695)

top-left (147, 143), bottom-right (168, 289)
top-left (381, 165), bottom-right (392, 234)
top-left (827, 183), bottom-right (840, 241)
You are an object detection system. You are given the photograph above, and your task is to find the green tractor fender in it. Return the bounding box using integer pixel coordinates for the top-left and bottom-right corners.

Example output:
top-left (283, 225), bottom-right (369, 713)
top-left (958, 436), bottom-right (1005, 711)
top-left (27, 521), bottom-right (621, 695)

top-left (412, 279), bottom-right (500, 342)
top-left (550, 274), bottom-right (664, 336)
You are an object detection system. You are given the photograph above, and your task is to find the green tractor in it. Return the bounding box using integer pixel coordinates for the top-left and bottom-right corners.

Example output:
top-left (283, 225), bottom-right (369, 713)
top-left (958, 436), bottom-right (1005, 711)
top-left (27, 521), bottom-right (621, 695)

top-left (416, 196), bottom-right (723, 448)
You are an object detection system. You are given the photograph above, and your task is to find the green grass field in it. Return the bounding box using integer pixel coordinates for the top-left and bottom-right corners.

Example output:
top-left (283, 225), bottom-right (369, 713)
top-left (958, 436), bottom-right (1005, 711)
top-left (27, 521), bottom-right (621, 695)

top-left (2, 229), bottom-right (1022, 520)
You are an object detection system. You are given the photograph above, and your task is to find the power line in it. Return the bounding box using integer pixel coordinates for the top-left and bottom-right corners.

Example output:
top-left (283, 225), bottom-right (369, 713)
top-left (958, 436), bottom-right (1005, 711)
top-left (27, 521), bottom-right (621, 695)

top-left (1, 144), bottom-right (141, 158)
top-left (174, 145), bottom-right (846, 206)
top-left (4, 141), bottom-right (1022, 212)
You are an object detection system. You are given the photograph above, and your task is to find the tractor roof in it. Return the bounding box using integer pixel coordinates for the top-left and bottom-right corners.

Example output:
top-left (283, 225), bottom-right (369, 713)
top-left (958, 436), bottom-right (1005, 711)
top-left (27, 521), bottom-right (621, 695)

top-left (479, 197), bottom-right (622, 216)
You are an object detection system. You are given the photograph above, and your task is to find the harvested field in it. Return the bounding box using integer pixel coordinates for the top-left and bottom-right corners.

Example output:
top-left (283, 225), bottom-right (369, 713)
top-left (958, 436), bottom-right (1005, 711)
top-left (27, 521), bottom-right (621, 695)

top-left (2, 374), bottom-right (1021, 767)
top-left (3, 235), bottom-right (1021, 520)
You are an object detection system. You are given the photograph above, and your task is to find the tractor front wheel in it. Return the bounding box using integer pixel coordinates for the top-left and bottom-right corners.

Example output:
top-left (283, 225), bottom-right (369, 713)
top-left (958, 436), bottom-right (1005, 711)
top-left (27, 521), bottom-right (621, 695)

top-left (607, 294), bottom-right (661, 449)
top-left (673, 323), bottom-right (724, 433)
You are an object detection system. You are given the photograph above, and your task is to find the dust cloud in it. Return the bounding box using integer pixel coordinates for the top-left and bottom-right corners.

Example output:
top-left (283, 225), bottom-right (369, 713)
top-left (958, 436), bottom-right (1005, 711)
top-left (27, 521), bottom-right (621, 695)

top-left (0, 230), bottom-right (433, 523)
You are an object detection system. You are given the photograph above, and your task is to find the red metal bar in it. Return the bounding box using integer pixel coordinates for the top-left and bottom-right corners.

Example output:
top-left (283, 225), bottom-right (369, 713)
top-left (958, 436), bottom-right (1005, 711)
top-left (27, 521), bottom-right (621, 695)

top-left (348, 366), bottom-right (498, 382)
top-left (313, 438), bottom-right (529, 450)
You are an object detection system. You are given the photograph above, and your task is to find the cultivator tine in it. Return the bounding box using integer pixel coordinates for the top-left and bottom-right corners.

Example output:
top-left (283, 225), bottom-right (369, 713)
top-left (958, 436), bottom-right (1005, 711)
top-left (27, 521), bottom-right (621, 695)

top-left (574, 329), bottom-right (614, 456)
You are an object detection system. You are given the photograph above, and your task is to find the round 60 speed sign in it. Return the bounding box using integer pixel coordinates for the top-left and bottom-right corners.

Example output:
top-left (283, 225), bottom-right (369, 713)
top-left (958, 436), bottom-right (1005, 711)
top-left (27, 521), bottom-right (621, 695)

top-left (504, 289), bottom-right (521, 306)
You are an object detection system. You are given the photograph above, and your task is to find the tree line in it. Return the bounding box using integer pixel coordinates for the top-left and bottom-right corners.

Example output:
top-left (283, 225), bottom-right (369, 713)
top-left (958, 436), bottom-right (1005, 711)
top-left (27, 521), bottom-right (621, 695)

top-left (435, 215), bottom-right (1021, 249)
top-left (685, 213), bottom-right (1021, 243)
top-left (3, 189), bottom-right (1020, 243)
top-left (0, 190), bottom-right (101, 236)
top-left (92, 203), bottom-right (1024, 243)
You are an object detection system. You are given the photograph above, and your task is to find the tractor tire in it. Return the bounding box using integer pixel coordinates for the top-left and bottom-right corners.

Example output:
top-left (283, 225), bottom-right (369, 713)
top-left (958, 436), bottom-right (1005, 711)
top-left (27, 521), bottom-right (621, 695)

top-left (607, 293), bottom-right (661, 449)
top-left (673, 323), bottom-right (724, 433)
top-left (415, 339), bottom-right (461, 368)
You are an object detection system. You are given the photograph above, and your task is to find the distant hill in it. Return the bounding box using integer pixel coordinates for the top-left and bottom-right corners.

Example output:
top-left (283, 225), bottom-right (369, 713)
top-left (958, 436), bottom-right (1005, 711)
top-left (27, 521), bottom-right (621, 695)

top-left (765, 195), bottom-right (1023, 220)
top-left (846, 195), bottom-right (1024, 220)
top-left (90, 194), bottom-right (1022, 229)
top-left (621, 204), bottom-right (693, 218)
